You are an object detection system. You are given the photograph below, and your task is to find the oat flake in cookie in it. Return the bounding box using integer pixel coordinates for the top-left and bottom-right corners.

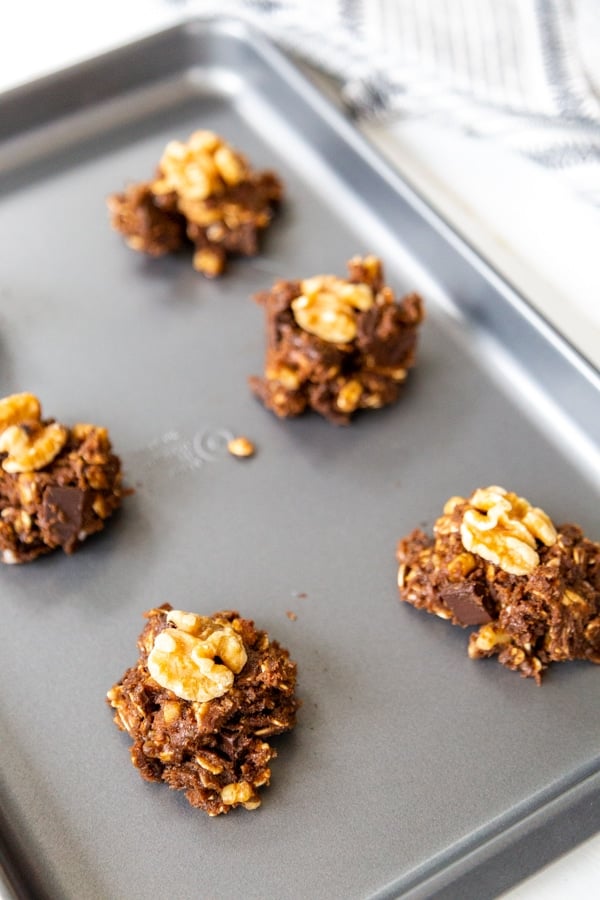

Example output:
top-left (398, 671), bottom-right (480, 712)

top-left (0, 393), bottom-right (123, 564)
top-left (249, 256), bottom-right (424, 424)
top-left (397, 486), bottom-right (600, 683)
top-left (108, 130), bottom-right (282, 277)
top-left (107, 605), bottom-right (300, 816)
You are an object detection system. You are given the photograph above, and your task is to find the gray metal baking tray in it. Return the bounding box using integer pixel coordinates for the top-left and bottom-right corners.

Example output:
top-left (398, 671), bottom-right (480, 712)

top-left (0, 17), bottom-right (599, 900)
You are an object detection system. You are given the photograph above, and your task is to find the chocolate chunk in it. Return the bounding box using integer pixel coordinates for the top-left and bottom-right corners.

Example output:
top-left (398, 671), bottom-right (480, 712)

top-left (107, 183), bottom-right (186, 257)
top-left (439, 582), bottom-right (493, 625)
top-left (40, 485), bottom-right (93, 552)
top-left (356, 302), bottom-right (419, 368)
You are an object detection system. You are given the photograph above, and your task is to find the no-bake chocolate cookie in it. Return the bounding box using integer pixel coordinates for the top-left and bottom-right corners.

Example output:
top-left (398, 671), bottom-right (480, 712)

top-left (397, 486), bottom-right (600, 682)
top-left (0, 393), bottom-right (123, 563)
top-left (107, 605), bottom-right (300, 815)
top-left (249, 256), bottom-right (424, 424)
top-left (108, 130), bottom-right (282, 276)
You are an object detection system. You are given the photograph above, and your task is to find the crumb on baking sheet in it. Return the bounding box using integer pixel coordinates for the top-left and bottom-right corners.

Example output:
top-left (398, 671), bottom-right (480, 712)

top-left (227, 436), bottom-right (255, 458)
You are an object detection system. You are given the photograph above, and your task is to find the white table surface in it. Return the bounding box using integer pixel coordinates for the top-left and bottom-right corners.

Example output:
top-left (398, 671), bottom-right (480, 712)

top-left (1, 3), bottom-right (599, 898)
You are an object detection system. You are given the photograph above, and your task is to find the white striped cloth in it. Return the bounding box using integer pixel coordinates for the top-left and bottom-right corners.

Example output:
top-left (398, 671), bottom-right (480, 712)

top-left (177, 0), bottom-right (600, 204)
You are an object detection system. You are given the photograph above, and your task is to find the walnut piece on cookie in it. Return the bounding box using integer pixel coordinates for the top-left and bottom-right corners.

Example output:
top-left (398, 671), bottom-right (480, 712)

top-left (397, 486), bottom-right (600, 683)
top-left (0, 393), bottom-right (123, 563)
top-left (108, 130), bottom-right (282, 276)
top-left (249, 256), bottom-right (424, 424)
top-left (107, 605), bottom-right (300, 815)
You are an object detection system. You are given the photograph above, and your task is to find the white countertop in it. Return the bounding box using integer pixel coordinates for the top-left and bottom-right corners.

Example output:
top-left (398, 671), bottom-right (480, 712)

top-left (1, 3), bottom-right (599, 898)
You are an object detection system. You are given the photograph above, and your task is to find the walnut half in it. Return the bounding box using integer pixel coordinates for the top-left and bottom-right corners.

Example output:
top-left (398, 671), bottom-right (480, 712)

top-left (147, 609), bottom-right (248, 703)
top-left (0, 393), bottom-right (68, 473)
top-left (152, 131), bottom-right (249, 203)
top-left (0, 392), bottom-right (41, 432)
top-left (291, 274), bottom-right (375, 344)
top-left (459, 485), bottom-right (557, 576)
top-left (0, 422), bottom-right (68, 473)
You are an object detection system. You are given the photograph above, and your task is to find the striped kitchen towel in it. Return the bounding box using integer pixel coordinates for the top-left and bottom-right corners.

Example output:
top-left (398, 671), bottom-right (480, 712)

top-left (179, 0), bottom-right (600, 203)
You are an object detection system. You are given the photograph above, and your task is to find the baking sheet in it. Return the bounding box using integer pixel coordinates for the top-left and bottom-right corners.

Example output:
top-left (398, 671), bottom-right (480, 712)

top-left (1, 18), bottom-right (599, 900)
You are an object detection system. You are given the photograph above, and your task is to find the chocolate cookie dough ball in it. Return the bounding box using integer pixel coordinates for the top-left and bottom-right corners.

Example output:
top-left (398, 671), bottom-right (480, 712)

top-left (107, 605), bottom-right (300, 816)
top-left (397, 486), bottom-right (600, 682)
top-left (0, 392), bottom-right (123, 563)
top-left (249, 256), bottom-right (424, 424)
top-left (108, 130), bottom-right (283, 276)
